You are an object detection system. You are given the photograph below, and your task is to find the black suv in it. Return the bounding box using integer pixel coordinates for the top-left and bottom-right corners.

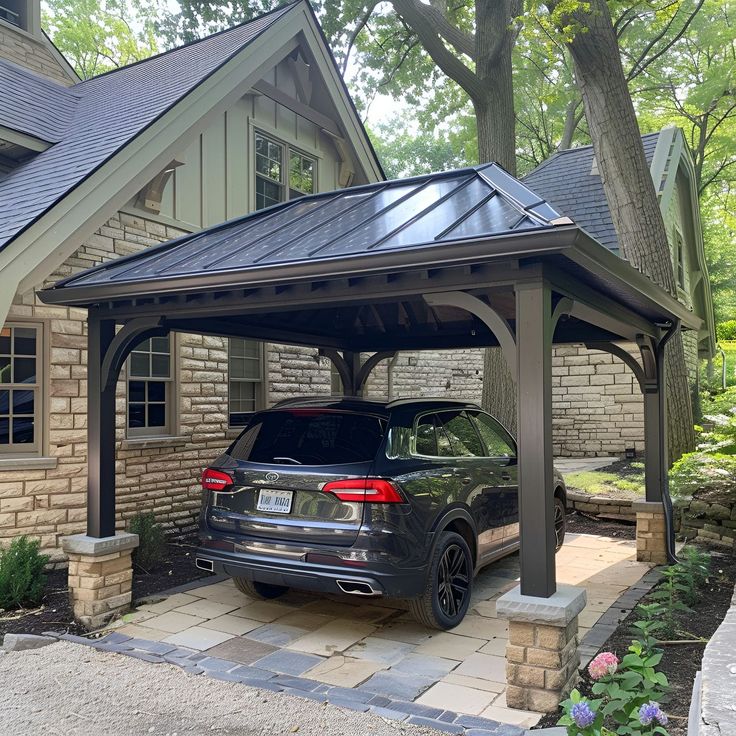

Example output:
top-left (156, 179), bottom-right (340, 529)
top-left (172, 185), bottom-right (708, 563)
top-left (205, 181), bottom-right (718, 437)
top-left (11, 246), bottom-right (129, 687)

top-left (196, 397), bottom-right (566, 629)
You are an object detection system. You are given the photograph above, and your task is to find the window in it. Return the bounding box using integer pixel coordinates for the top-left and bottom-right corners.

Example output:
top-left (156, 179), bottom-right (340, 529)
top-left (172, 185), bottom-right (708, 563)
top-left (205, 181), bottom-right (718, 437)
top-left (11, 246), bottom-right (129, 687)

top-left (412, 411), bottom-right (484, 458)
top-left (674, 229), bottom-right (685, 289)
top-left (471, 411), bottom-right (515, 458)
top-left (0, 323), bottom-right (41, 454)
top-left (228, 339), bottom-right (264, 427)
top-left (127, 336), bottom-right (173, 437)
top-left (254, 131), bottom-right (316, 211)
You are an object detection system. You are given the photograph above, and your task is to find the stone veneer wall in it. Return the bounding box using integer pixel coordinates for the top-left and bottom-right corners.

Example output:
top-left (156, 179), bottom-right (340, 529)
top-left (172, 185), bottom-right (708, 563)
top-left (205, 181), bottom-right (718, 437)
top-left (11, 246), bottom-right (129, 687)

top-left (0, 23), bottom-right (73, 85)
top-left (675, 497), bottom-right (736, 549)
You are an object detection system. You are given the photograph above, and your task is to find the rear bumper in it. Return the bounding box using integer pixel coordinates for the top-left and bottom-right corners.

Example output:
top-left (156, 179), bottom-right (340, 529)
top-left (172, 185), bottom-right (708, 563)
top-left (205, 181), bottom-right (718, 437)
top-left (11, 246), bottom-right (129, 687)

top-left (194, 546), bottom-right (427, 598)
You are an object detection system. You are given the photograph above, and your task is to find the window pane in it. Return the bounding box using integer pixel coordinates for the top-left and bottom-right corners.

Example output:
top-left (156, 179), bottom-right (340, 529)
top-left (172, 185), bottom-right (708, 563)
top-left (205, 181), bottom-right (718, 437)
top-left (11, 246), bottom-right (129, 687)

top-left (151, 336), bottom-right (170, 353)
top-left (129, 381), bottom-right (146, 402)
top-left (0, 328), bottom-right (9, 355)
top-left (472, 412), bottom-right (514, 457)
top-left (12, 389), bottom-right (34, 415)
top-left (13, 357), bottom-right (35, 384)
top-left (13, 328), bottom-right (36, 356)
top-left (147, 381), bottom-right (166, 402)
top-left (0, 389), bottom-right (7, 413)
top-left (0, 357), bottom-right (9, 384)
top-left (12, 416), bottom-right (34, 444)
top-left (241, 340), bottom-right (260, 359)
top-left (415, 417), bottom-right (438, 456)
top-left (240, 358), bottom-right (260, 380)
top-left (128, 403), bottom-right (145, 428)
top-left (130, 352), bottom-right (149, 377)
top-left (0, 417), bottom-right (8, 444)
top-left (437, 412), bottom-right (484, 457)
top-left (290, 152), bottom-right (314, 195)
top-left (151, 354), bottom-right (170, 378)
top-left (134, 339), bottom-right (151, 352)
top-left (435, 420), bottom-right (454, 457)
top-left (229, 357), bottom-right (245, 379)
top-left (148, 403), bottom-right (166, 427)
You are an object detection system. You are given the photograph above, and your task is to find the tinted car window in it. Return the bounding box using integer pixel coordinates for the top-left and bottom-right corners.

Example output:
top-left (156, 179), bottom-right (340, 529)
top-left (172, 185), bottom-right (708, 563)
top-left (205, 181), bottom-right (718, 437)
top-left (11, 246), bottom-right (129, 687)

top-left (230, 410), bottom-right (386, 465)
top-left (471, 411), bottom-right (515, 457)
top-left (437, 411), bottom-right (484, 457)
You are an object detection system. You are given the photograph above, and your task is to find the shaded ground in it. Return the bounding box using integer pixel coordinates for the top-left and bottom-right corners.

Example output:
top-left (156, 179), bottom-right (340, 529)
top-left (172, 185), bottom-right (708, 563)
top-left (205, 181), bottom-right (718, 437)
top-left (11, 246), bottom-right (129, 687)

top-left (537, 547), bottom-right (736, 735)
top-left (0, 540), bottom-right (209, 639)
top-left (0, 641), bottom-right (444, 736)
top-left (566, 511), bottom-right (635, 540)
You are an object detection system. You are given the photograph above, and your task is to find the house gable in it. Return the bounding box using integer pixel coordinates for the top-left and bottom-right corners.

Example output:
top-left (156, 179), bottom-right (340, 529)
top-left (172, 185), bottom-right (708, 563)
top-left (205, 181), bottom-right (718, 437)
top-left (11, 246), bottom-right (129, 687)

top-left (0, 0), bottom-right (383, 327)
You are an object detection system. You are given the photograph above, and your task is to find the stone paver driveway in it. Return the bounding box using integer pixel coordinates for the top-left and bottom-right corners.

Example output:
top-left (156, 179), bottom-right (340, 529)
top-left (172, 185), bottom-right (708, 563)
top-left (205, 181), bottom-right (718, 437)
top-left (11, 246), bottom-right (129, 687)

top-left (111, 533), bottom-right (655, 732)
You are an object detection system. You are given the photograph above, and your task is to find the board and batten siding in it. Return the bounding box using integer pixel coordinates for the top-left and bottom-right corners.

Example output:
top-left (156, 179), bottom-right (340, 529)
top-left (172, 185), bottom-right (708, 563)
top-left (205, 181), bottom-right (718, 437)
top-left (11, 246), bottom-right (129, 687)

top-left (151, 60), bottom-right (341, 230)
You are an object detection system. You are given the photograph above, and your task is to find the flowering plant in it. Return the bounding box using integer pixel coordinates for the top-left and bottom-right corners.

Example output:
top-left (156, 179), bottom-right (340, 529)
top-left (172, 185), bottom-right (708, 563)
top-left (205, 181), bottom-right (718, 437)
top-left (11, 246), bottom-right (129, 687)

top-left (559, 644), bottom-right (670, 736)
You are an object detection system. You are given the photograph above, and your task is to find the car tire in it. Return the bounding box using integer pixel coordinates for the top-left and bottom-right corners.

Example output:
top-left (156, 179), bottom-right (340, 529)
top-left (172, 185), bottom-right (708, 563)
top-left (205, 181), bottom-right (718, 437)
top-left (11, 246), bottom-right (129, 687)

top-left (232, 577), bottom-right (289, 600)
top-left (554, 496), bottom-right (567, 552)
top-left (409, 531), bottom-right (473, 630)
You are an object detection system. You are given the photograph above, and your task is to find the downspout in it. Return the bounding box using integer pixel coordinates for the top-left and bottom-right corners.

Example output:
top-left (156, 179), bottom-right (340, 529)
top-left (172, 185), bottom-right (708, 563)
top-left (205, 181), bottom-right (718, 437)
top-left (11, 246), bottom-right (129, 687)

top-left (657, 319), bottom-right (681, 565)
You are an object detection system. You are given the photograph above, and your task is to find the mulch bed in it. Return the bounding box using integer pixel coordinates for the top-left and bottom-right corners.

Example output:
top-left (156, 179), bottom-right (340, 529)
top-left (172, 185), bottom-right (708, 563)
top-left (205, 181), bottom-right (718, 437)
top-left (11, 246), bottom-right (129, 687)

top-left (0, 538), bottom-right (209, 640)
top-left (566, 510), bottom-right (636, 540)
top-left (536, 546), bottom-right (736, 734)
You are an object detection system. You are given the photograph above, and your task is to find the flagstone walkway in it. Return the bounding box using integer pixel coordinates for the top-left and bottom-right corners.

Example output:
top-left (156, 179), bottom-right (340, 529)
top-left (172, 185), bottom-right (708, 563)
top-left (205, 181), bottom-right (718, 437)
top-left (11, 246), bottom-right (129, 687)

top-left (104, 533), bottom-right (658, 733)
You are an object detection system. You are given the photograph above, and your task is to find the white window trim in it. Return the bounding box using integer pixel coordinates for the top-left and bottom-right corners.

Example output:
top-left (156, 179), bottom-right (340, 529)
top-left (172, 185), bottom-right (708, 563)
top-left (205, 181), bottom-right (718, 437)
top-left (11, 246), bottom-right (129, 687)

top-left (250, 124), bottom-right (319, 212)
top-left (227, 339), bottom-right (267, 428)
top-left (0, 320), bottom-right (44, 457)
top-left (125, 333), bottom-right (179, 439)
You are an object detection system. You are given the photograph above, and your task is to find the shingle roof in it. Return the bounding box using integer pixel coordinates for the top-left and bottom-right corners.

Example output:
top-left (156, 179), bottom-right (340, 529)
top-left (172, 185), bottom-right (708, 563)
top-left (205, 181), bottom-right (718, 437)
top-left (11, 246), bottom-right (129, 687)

top-left (522, 132), bottom-right (661, 255)
top-left (48, 163), bottom-right (562, 291)
top-left (0, 61), bottom-right (79, 143)
top-left (0, 2), bottom-right (295, 252)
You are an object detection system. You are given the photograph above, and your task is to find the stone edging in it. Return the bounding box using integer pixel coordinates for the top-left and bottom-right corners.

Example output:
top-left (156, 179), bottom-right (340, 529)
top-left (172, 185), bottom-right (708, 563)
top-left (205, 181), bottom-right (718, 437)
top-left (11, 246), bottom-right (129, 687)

top-left (576, 567), bottom-right (663, 668)
top-left (46, 632), bottom-right (528, 736)
top-left (567, 491), bottom-right (636, 521)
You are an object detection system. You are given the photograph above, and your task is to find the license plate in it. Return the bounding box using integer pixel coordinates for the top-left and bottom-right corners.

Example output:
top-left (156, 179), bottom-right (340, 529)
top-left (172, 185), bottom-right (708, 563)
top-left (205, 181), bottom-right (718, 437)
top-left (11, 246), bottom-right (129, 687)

top-left (256, 489), bottom-right (293, 514)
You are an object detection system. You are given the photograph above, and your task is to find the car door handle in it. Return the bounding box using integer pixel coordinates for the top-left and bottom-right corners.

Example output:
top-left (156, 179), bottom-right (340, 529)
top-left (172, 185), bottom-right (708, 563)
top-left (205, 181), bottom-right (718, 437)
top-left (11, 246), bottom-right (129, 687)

top-left (461, 477), bottom-right (471, 485)
top-left (501, 472), bottom-right (511, 481)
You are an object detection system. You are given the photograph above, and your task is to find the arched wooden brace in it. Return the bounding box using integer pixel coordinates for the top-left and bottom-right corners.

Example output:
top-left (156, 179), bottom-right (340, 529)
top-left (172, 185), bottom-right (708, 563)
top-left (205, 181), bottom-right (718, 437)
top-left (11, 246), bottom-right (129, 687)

top-left (584, 341), bottom-right (646, 390)
top-left (87, 313), bottom-right (167, 538)
top-left (319, 349), bottom-right (396, 396)
top-left (423, 292), bottom-right (517, 377)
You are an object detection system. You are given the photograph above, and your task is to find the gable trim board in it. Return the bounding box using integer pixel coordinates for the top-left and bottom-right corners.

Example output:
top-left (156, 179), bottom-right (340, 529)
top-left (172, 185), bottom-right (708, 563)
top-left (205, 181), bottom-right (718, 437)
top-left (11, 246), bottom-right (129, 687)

top-left (0, 0), bottom-right (383, 327)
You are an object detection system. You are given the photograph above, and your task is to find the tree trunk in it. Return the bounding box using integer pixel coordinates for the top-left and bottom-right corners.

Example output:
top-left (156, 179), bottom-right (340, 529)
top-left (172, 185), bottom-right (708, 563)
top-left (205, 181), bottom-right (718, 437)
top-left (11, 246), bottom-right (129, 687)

top-left (557, 0), bottom-right (695, 461)
top-left (482, 348), bottom-right (517, 434)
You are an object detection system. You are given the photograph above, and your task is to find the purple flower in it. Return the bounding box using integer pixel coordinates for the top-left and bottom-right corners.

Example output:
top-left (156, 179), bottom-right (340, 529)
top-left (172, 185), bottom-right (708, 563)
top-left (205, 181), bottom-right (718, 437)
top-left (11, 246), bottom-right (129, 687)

top-left (639, 701), bottom-right (668, 726)
top-left (571, 701), bottom-right (596, 728)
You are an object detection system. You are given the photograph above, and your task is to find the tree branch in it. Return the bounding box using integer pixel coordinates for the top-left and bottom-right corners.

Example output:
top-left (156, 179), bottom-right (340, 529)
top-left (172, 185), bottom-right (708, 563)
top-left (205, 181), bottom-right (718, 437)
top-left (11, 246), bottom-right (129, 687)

top-left (340, 3), bottom-right (377, 75)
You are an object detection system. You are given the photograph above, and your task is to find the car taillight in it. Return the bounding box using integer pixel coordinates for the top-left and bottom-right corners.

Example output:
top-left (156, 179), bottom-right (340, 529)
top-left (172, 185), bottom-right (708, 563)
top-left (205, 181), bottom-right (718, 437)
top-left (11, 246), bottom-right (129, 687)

top-left (201, 468), bottom-right (235, 493)
top-left (322, 478), bottom-right (404, 503)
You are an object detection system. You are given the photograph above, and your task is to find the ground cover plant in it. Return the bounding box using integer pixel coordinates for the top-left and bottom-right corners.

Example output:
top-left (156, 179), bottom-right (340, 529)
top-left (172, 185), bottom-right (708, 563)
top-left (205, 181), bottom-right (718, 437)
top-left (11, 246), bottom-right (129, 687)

top-left (565, 461), bottom-right (645, 499)
top-left (0, 535), bottom-right (48, 610)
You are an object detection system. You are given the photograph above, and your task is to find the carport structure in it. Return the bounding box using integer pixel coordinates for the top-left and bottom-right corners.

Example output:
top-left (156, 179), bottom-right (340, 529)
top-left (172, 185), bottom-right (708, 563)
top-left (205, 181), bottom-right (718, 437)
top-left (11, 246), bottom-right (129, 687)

top-left (40, 163), bottom-right (698, 712)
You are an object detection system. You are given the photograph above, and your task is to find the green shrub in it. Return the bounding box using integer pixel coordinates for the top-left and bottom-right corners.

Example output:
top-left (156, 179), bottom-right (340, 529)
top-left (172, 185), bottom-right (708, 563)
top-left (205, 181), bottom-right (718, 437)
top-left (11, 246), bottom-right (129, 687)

top-left (0, 536), bottom-right (49, 610)
top-left (716, 320), bottom-right (736, 341)
top-left (702, 386), bottom-right (736, 416)
top-left (128, 512), bottom-right (166, 572)
top-left (670, 452), bottom-right (736, 502)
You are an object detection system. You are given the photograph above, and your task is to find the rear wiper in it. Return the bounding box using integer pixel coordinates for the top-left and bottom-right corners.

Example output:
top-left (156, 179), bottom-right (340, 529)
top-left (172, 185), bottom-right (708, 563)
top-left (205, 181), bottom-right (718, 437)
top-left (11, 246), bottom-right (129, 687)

top-left (273, 456), bottom-right (302, 465)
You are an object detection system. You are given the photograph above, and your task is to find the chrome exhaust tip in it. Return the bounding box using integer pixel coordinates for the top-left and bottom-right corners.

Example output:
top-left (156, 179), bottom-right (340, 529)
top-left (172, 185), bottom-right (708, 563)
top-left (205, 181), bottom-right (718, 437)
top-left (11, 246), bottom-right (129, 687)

top-left (336, 579), bottom-right (379, 596)
top-left (195, 558), bottom-right (214, 572)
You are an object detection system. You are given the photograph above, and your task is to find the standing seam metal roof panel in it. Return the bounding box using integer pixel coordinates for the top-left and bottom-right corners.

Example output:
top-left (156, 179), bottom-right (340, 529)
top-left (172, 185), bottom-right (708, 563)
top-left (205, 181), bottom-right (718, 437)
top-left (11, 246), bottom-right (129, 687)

top-left (48, 163), bottom-right (563, 291)
top-left (0, 3), bottom-right (295, 251)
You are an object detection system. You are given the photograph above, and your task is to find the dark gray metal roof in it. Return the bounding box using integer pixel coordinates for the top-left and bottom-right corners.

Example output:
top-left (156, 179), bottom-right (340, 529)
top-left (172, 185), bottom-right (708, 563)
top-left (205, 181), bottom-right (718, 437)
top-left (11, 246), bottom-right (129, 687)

top-left (0, 2), bottom-right (295, 252)
top-left (0, 60), bottom-right (79, 143)
top-left (45, 163), bottom-right (562, 291)
top-left (523, 132), bottom-right (661, 254)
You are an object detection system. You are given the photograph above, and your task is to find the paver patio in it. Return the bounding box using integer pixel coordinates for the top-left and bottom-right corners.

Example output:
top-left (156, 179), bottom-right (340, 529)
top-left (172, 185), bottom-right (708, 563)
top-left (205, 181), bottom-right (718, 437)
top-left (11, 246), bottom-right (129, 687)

top-left (109, 532), bottom-right (657, 731)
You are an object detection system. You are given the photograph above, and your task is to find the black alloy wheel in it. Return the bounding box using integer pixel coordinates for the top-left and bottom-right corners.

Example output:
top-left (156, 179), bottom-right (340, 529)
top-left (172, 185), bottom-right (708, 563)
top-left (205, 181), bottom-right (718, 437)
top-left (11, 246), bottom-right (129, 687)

top-left (554, 496), bottom-right (567, 551)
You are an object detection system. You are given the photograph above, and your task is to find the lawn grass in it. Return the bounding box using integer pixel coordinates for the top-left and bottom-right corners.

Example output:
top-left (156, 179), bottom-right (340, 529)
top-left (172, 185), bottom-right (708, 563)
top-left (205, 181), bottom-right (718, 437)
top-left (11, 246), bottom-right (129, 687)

top-left (565, 461), bottom-right (645, 497)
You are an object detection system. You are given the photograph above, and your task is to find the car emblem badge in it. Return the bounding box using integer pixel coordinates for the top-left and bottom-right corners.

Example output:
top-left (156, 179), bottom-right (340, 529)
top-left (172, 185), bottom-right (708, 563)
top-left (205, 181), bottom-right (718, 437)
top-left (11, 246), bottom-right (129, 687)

top-left (265, 471), bottom-right (279, 482)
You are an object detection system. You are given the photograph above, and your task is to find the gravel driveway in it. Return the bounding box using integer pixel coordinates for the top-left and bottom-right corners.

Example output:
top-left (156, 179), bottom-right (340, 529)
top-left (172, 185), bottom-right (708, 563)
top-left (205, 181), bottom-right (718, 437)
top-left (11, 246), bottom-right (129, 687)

top-left (0, 642), bottom-right (442, 736)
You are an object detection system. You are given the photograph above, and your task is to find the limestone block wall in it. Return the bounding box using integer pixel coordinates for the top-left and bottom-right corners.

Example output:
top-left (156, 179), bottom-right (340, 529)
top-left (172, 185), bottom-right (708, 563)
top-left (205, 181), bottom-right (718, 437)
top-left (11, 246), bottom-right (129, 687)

top-left (0, 23), bottom-right (73, 85)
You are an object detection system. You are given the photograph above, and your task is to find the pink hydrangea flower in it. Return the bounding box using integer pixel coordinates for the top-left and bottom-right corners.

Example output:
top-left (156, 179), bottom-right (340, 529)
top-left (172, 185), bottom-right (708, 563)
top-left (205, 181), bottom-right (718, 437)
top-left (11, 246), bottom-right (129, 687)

top-left (588, 651), bottom-right (619, 680)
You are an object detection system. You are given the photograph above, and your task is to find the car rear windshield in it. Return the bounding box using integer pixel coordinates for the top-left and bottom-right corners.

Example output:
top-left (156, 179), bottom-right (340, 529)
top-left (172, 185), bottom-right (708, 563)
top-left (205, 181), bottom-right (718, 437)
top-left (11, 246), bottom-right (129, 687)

top-left (229, 409), bottom-right (387, 465)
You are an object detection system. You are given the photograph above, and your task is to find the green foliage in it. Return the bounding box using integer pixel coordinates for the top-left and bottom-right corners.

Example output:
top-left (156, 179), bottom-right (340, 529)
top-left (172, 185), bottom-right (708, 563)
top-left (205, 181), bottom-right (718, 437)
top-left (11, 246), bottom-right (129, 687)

top-left (0, 536), bottom-right (49, 610)
top-left (43, 0), bottom-right (159, 79)
top-left (675, 546), bottom-right (711, 606)
top-left (670, 452), bottom-right (736, 501)
top-left (564, 469), bottom-right (644, 497)
top-left (648, 566), bottom-right (693, 638)
top-left (129, 512), bottom-right (166, 572)
top-left (702, 386), bottom-right (736, 416)
top-left (630, 602), bottom-right (668, 655)
top-left (717, 321), bottom-right (736, 341)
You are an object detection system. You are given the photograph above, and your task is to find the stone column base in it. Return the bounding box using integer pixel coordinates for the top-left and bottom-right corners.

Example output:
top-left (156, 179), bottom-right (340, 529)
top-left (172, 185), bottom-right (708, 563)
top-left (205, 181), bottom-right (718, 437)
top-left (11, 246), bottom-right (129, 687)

top-left (633, 501), bottom-right (667, 564)
top-left (61, 532), bottom-right (139, 630)
top-left (497, 584), bottom-right (586, 713)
